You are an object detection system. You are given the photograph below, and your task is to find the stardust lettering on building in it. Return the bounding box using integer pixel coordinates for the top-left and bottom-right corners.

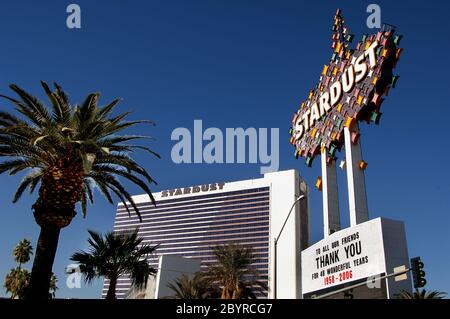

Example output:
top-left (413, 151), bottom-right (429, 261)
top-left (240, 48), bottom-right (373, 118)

top-left (161, 182), bottom-right (225, 197)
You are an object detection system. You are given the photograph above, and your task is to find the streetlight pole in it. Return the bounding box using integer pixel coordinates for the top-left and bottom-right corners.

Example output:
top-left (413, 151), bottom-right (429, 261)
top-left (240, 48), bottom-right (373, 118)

top-left (273, 194), bottom-right (305, 299)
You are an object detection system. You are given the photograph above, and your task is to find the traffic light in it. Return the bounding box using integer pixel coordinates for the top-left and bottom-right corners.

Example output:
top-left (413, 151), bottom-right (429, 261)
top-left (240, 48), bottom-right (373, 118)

top-left (410, 257), bottom-right (426, 288)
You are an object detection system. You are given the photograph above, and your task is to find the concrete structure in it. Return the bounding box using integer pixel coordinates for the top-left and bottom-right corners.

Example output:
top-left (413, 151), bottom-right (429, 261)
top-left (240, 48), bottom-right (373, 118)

top-left (124, 274), bottom-right (157, 299)
top-left (155, 255), bottom-right (201, 299)
top-left (125, 255), bottom-right (202, 299)
top-left (103, 169), bottom-right (309, 299)
top-left (344, 125), bottom-right (369, 227)
top-left (318, 124), bottom-right (370, 238)
top-left (320, 148), bottom-right (341, 237)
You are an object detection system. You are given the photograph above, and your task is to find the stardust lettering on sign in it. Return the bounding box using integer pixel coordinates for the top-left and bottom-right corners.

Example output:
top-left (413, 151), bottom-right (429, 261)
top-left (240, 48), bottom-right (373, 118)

top-left (293, 41), bottom-right (378, 142)
top-left (161, 182), bottom-right (225, 198)
top-left (289, 9), bottom-right (402, 166)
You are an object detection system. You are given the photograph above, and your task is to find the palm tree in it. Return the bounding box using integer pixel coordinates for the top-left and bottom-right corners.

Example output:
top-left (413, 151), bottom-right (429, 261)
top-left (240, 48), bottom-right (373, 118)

top-left (0, 82), bottom-right (159, 299)
top-left (396, 288), bottom-right (447, 299)
top-left (49, 274), bottom-right (58, 299)
top-left (206, 244), bottom-right (266, 299)
top-left (71, 229), bottom-right (158, 300)
top-left (3, 239), bottom-right (58, 299)
top-left (167, 273), bottom-right (218, 299)
top-left (4, 238), bottom-right (32, 298)
top-left (13, 239), bottom-right (33, 269)
top-left (4, 267), bottom-right (30, 299)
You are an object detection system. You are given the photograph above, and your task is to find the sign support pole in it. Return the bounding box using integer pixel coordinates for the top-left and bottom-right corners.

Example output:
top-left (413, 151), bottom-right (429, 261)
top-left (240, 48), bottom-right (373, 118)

top-left (321, 148), bottom-right (341, 237)
top-left (344, 124), bottom-right (369, 226)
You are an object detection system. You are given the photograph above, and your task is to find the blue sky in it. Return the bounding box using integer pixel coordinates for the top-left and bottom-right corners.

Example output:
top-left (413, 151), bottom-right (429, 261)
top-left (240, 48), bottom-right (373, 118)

top-left (0, 0), bottom-right (449, 298)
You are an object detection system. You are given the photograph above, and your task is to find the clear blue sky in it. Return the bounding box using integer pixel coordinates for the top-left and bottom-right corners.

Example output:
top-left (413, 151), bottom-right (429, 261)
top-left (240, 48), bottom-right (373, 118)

top-left (0, 0), bottom-right (449, 298)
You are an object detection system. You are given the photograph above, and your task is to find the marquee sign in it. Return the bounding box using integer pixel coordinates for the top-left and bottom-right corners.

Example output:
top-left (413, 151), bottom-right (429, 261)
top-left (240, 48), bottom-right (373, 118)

top-left (301, 218), bottom-right (410, 297)
top-left (301, 218), bottom-right (386, 295)
top-left (289, 9), bottom-right (403, 166)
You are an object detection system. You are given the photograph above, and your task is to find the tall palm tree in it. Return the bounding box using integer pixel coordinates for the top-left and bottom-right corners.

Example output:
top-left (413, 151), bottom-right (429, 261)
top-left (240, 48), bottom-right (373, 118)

top-left (71, 229), bottom-right (158, 300)
top-left (396, 288), bottom-right (447, 299)
top-left (13, 239), bottom-right (33, 269)
top-left (167, 273), bottom-right (218, 299)
top-left (206, 244), bottom-right (266, 299)
top-left (4, 267), bottom-right (30, 299)
top-left (4, 238), bottom-right (32, 298)
top-left (0, 82), bottom-right (159, 299)
top-left (4, 239), bottom-right (58, 299)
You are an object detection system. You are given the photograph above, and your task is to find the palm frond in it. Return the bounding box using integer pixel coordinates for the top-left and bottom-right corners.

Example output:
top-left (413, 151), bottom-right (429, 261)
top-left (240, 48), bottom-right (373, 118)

top-left (71, 230), bottom-right (157, 291)
top-left (0, 82), bottom-right (158, 219)
top-left (13, 171), bottom-right (43, 203)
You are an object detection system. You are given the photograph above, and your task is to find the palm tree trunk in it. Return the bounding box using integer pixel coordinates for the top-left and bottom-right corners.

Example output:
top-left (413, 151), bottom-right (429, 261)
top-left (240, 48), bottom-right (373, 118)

top-left (221, 287), bottom-right (232, 299)
top-left (25, 225), bottom-right (61, 300)
top-left (106, 276), bottom-right (118, 300)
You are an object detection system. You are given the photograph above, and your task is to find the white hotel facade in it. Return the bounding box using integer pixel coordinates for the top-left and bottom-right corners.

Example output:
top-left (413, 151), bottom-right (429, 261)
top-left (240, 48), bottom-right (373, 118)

top-left (103, 169), bottom-right (310, 299)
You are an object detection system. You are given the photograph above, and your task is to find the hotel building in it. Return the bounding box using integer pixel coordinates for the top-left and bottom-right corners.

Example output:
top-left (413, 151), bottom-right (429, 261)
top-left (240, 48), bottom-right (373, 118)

top-left (102, 169), bottom-right (310, 299)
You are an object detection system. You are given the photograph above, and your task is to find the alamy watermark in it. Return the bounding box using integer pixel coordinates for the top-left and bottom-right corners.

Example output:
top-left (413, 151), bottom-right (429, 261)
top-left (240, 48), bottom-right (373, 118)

top-left (66, 4), bottom-right (81, 29)
top-left (366, 4), bottom-right (381, 29)
top-left (64, 4), bottom-right (380, 31)
top-left (66, 264), bottom-right (82, 289)
top-left (171, 120), bottom-right (279, 174)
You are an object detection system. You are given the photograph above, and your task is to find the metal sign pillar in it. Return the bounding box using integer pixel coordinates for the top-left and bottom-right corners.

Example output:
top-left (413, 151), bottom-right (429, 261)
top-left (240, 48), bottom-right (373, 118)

top-left (321, 148), bottom-right (341, 237)
top-left (344, 124), bottom-right (369, 226)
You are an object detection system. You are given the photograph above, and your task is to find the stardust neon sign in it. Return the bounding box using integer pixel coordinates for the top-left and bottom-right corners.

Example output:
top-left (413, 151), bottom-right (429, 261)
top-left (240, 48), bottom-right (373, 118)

top-left (289, 9), bottom-right (402, 166)
top-left (293, 41), bottom-right (378, 141)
